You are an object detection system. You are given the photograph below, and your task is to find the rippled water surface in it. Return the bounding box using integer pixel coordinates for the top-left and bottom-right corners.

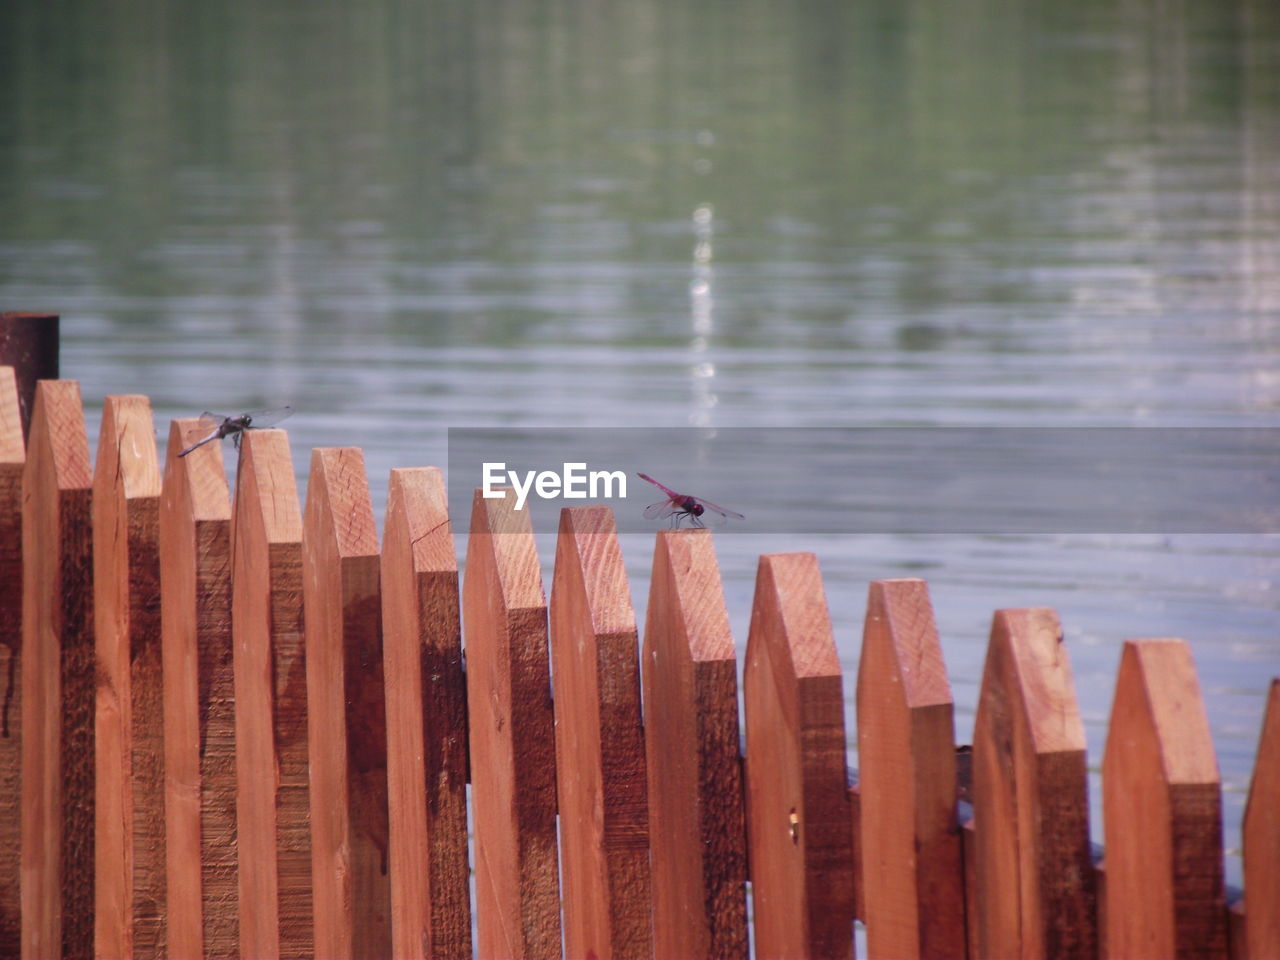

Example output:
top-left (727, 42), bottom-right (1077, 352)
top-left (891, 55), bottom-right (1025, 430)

top-left (3, 0), bottom-right (1278, 886)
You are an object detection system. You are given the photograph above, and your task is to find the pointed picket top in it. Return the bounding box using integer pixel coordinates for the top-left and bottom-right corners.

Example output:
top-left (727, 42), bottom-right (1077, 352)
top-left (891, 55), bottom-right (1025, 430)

top-left (1243, 677), bottom-right (1280, 959)
top-left (231, 428), bottom-right (311, 959)
top-left (463, 487), bottom-right (559, 960)
top-left (550, 505), bottom-right (651, 960)
top-left (856, 579), bottom-right (964, 959)
top-left (1103, 638), bottom-right (1227, 960)
top-left (643, 529), bottom-right (747, 960)
top-left (971, 607), bottom-right (1096, 960)
top-left (382, 467), bottom-right (471, 960)
top-left (93, 395), bottom-right (165, 959)
top-left (21, 379), bottom-right (94, 960)
top-left (0, 367), bottom-right (22, 958)
top-left (160, 417), bottom-right (235, 960)
top-left (744, 552), bottom-right (854, 960)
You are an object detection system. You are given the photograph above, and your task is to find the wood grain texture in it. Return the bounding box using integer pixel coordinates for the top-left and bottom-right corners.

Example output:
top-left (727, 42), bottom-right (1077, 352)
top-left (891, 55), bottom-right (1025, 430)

top-left (1103, 638), bottom-right (1227, 960)
top-left (231, 428), bottom-right (312, 960)
top-left (743, 553), bottom-right (854, 960)
top-left (20, 380), bottom-right (93, 960)
top-left (381, 467), bottom-right (472, 960)
top-left (93, 395), bottom-right (165, 959)
top-left (1243, 678), bottom-right (1280, 959)
top-left (855, 579), bottom-right (964, 960)
top-left (160, 417), bottom-right (236, 959)
top-left (550, 506), bottom-right (652, 960)
top-left (971, 607), bottom-right (1096, 960)
top-left (462, 488), bottom-right (560, 960)
top-left (0, 367), bottom-right (23, 957)
top-left (642, 529), bottom-right (747, 960)
top-left (303, 447), bottom-right (390, 960)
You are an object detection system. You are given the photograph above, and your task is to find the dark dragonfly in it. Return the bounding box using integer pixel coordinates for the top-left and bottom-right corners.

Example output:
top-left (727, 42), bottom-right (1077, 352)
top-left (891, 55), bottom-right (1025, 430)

top-left (178, 406), bottom-right (294, 457)
top-left (638, 472), bottom-right (745, 528)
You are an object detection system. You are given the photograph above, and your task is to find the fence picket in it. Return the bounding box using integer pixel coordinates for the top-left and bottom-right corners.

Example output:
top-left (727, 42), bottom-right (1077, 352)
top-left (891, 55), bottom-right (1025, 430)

top-left (1244, 678), bottom-right (1280, 959)
top-left (743, 552), bottom-right (855, 960)
top-left (303, 447), bottom-right (390, 959)
top-left (92, 396), bottom-right (165, 959)
top-left (1103, 638), bottom-right (1227, 960)
top-left (231, 428), bottom-right (312, 959)
top-left (971, 607), bottom-right (1096, 959)
top-left (0, 366), bottom-right (23, 958)
top-left (381, 467), bottom-right (471, 960)
top-left (462, 488), bottom-right (560, 960)
top-left (643, 529), bottom-right (747, 960)
top-left (856, 578), bottom-right (965, 959)
top-left (550, 506), bottom-right (652, 960)
top-left (20, 380), bottom-right (94, 960)
top-left (159, 417), bottom-right (235, 959)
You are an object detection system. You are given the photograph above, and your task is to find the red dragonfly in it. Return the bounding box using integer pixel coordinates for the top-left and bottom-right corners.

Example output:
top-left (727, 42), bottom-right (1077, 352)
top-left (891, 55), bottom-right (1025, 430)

top-left (638, 473), bottom-right (744, 528)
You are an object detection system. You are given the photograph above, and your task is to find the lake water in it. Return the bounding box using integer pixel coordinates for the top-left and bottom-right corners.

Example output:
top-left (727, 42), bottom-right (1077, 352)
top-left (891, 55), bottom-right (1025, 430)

top-left (2, 0), bottom-right (1277, 891)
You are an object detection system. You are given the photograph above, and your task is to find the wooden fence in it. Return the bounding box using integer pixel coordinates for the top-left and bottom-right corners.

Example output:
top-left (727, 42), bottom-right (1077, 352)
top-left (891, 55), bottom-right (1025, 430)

top-left (0, 375), bottom-right (1277, 960)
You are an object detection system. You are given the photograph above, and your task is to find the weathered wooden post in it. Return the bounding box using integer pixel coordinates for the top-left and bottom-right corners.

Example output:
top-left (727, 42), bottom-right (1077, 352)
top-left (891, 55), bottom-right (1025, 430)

top-left (93, 395), bottom-right (165, 958)
top-left (0, 367), bottom-right (24, 957)
top-left (232, 428), bottom-right (312, 959)
top-left (381, 467), bottom-right (471, 960)
top-left (1103, 638), bottom-right (1226, 959)
top-left (643, 529), bottom-right (747, 959)
top-left (743, 552), bottom-right (855, 960)
top-left (971, 607), bottom-right (1096, 959)
top-left (160, 417), bottom-right (236, 958)
top-left (550, 506), bottom-right (652, 959)
top-left (1243, 678), bottom-right (1280, 959)
top-left (303, 447), bottom-right (391, 959)
top-left (462, 488), bottom-right (560, 960)
top-left (20, 380), bottom-right (94, 960)
top-left (856, 579), bottom-right (965, 959)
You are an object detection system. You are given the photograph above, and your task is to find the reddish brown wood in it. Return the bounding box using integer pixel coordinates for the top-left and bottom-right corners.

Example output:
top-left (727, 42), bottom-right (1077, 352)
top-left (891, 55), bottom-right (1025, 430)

top-left (381, 467), bottom-right (471, 960)
top-left (743, 552), bottom-right (854, 960)
top-left (20, 380), bottom-right (93, 960)
top-left (1242, 677), bottom-right (1280, 959)
top-left (303, 447), bottom-right (390, 960)
top-left (159, 417), bottom-right (235, 959)
top-left (0, 313), bottom-right (59, 443)
top-left (0, 367), bottom-right (24, 957)
top-left (848, 782), bottom-right (864, 924)
top-left (642, 529), bottom-right (747, 960)
top-left (1103, 638), bottom-right (1227, 960)
top-left (971, 607), bottom-right (1096, 959)
top-left (462, 488), bottom-right (560, 960)
top-left (232, 429), bottom-right (312, 959)
top-left (962, 816), bottom-right (978, 960)
top-left (550, 506), bottom-right (652, 960)
top-left (93, 396), bottom-right (165, 958)
top-left (856, 579), bottom-right (964, 959)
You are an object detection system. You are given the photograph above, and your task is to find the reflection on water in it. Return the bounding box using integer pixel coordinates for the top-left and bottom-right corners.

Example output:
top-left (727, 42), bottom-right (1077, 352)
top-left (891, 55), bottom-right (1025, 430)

top-left (2, 0), bottom-right (1278, 886)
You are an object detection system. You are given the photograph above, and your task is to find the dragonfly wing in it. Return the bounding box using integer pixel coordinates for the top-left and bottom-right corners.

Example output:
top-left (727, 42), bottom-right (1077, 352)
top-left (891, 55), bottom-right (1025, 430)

top-left (197, 411), bottom-right (224, 426)
top-left (695, 498), bottom-right (745, 523)
top-left (637, 473), bottom-right (680, 500)
top-left (643, 499), bottom-right (681, 520)
top-left (242, 405), bottom-right (294, 429)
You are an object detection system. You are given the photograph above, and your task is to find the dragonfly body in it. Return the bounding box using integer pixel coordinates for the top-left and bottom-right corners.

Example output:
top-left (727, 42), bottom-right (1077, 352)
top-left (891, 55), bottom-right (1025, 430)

top-left (637, 472), bottom-right (744, 528)
top-left (178, 406), bottom-right (293, 457)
